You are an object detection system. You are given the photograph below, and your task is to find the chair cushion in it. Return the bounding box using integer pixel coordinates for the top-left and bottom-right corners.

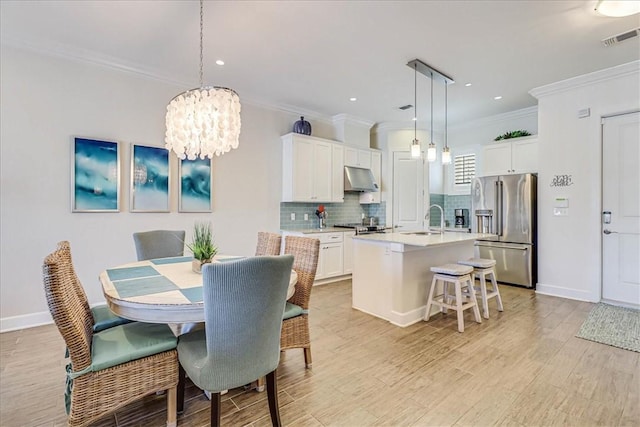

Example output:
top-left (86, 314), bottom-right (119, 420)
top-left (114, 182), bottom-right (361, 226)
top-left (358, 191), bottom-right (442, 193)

top-left (91, 305), bottom-right (133, 333)
top-left (431, 263), bottom-right (473, 275)
top-left (90, 322), bottom-right (177, 372)
top-left (283, 302), bottom-right (303, 320)
top-left (458, 258), bottom-right (497, 268)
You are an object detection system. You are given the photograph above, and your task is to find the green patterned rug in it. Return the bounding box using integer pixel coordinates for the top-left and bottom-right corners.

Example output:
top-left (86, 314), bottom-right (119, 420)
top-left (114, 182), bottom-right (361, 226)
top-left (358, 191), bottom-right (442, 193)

top-left (576, 303), bottom-right (640, 352)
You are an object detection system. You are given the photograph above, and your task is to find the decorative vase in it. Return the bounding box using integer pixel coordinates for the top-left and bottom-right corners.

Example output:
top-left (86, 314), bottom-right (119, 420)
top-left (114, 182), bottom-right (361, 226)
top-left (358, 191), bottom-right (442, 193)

top-left (293, 116), bottom-right (312, 135)
top-left (192, 258), bottom-right (212, 274)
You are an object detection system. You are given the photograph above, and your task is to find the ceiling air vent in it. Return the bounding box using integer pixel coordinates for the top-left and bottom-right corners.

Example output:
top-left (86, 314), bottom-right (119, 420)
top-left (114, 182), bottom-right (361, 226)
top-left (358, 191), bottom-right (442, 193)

top-left (602, 28), bottom-right (640, 47)
top-left (398, 104), bottom-right (413, 110)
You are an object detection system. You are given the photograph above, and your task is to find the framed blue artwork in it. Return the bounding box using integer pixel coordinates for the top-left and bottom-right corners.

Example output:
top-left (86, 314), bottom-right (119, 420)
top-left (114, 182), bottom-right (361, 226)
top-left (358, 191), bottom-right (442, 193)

top-left (130, 144), bottom-right (170, 212)
top-left (72, 137), bottom-right (120, 212)
top-left (179, 157), bottom-right (212, 212)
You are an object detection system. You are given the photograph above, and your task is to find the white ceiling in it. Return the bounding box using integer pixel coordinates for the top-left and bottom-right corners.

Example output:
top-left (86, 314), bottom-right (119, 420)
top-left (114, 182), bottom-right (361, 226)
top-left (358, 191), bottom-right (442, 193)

top-left (2, 1), bottom-right (639, 128)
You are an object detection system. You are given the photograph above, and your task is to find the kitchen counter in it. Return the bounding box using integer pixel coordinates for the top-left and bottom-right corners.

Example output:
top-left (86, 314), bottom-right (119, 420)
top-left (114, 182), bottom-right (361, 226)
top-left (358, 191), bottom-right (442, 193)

top-left (351, 231), bottom-right (495, 327)
top-left (280, 227), bottom-right (346, 234)
top-left (353, 231), bottom-right (494, 248)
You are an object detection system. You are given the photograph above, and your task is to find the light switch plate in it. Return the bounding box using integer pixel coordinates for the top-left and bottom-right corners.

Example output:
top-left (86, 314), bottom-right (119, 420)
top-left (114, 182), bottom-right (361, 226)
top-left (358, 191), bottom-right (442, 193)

top-left (553, 207), bottom-right (569, 216)
top-left (290, 213), bottom-right (296, 221)
top-left (304, 213), bottom-right (309, 221)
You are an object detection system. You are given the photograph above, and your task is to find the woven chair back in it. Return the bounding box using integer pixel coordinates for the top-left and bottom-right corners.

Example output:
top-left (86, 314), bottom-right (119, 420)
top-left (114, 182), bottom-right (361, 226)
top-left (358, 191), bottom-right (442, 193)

top-left (283, 236), bottom-right (320, 310)
top-left (255, 232), bottom-right (282, 256)
top-left (133, 230), bottom-right (185, 261)
top-left (42, 242), bottom-right (94, 371)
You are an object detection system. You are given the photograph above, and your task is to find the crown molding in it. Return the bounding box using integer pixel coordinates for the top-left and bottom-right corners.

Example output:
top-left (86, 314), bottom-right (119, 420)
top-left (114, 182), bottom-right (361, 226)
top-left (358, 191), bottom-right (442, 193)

top-left (2, 37), bottom-right (336, 124)
top-left (331, 113), bottom-right (376, 128)
top-left (530, 60), bottom-right (640, 99)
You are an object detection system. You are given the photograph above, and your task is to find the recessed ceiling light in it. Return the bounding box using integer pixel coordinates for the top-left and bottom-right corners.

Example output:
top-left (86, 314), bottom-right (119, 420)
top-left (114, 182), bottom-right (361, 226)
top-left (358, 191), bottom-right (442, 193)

top-left (215, 59), bottom-right (225, 66)
top-left (595, 0), bottom-right (640, 17)
top-left (465, 83), bottom-right (472, 87)
top-left (349, 97), bottom-right (357, 102)
top-left (494, 96), bottom-right (503, 100)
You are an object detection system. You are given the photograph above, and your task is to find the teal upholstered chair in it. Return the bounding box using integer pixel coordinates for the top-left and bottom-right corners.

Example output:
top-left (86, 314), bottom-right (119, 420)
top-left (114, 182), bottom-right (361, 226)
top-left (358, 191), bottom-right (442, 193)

top-left (42, 243), bottom-right (179, 427)
top-left (58, 241), bottom-right (132, 334)
top-left (133, 229), bottom-right (186, 261)
top-left (177, 255), bottom-right (294, 426)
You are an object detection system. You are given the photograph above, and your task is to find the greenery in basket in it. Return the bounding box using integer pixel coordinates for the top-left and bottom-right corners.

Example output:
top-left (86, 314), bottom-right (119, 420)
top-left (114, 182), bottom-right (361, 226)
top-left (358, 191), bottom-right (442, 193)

top-left (494, 130), bottom-right (532, 141)
top-left (187, 222), bottom-right (217, 261)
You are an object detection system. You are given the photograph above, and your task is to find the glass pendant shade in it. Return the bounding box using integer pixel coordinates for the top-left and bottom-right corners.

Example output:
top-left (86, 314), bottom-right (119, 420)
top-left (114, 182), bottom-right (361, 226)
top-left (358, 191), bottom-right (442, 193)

top-left (165, 86), bottom-right (241, 160)
top-left (442, 146), bottom-right (452, 165)
top-left (410, 139), bottom-right (421, 158)
top-left (427, 142), bottom-right (436, 162)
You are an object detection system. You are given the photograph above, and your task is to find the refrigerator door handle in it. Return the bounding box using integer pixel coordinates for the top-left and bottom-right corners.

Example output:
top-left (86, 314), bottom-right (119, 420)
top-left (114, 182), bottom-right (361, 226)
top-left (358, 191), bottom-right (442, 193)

top-left (474, 241), bottom-right (529, 251)
top-left (496, 180), bottom-right (503, 236)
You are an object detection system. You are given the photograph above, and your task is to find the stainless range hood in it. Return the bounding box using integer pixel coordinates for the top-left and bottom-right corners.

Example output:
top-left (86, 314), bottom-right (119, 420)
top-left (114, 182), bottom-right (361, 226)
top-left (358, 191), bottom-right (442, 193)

top-left (344, 166), bottom-right (378, 192)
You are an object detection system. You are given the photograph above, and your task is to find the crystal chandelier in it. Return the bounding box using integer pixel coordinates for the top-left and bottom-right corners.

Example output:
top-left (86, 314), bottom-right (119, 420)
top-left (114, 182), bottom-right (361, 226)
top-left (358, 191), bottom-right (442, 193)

top-left (165, 0), bottom-right (241, 160)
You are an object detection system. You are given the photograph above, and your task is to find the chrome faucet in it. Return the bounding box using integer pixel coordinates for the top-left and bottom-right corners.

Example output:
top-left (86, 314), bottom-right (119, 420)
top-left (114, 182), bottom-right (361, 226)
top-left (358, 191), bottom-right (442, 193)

top-left (425, 204), bottom-right (445, 232)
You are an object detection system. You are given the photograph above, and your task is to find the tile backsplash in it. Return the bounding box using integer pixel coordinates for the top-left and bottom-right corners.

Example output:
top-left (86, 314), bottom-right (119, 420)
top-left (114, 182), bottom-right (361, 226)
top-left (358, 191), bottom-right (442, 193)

top-left (429, 194), bottom-right (471, 228)
top-left (280, 194), bottom-right (386, 230)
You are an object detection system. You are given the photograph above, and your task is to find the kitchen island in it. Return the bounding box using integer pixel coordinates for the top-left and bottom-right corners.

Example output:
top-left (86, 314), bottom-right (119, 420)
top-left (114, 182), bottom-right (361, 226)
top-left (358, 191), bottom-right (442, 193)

top-left (352, 231), bottom-right (495, 327)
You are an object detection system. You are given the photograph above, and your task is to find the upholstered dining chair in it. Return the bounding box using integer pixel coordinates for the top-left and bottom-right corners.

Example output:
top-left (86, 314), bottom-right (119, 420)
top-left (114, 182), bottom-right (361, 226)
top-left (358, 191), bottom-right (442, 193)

top-left (133, 229), bottom-right (186, 261)
top-left (57, 241), bottom-right (132, 333)
top-left (281, 236), bottom-right (320, 368)
top-left (177, 255), bottom-right (294, 427)
top-left (255, 231), bottom-right (282, 256)
top-left (43, 242), bottom-right (179, 427)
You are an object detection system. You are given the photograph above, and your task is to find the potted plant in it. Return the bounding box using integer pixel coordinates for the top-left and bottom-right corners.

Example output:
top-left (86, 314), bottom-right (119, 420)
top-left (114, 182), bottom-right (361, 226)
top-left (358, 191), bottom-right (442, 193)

top-left (188, 222), bottom-right (217, 273)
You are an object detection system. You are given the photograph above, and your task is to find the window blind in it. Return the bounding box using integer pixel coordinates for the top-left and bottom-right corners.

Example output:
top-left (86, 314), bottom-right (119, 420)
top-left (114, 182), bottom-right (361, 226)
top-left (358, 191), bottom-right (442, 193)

top-left (454, 154), bottom-right (475, 185)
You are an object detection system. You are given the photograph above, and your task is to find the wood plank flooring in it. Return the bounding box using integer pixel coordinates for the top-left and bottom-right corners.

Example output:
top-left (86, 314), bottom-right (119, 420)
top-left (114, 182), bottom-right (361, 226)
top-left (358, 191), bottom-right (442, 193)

top-left (1, 280), bottom-right (638, 426)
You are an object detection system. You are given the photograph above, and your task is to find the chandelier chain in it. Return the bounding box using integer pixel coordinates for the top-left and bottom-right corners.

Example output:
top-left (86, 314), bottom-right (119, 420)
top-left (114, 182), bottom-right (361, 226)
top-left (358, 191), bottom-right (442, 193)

top-left (199, 0), bottom-right (204, 88)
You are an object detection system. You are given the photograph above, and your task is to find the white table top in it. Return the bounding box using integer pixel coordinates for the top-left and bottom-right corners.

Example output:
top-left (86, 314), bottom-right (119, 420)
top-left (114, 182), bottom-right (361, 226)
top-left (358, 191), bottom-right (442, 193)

top-left (100, 255), bottom-right (297, 324)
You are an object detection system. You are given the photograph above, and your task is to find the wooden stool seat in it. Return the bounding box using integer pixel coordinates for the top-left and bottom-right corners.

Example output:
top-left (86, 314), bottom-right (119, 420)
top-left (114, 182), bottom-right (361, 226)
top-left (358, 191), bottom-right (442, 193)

top-left (424, 264), bottom-right (481, 333)
top-left (458, 258), bottom-right (503, 319)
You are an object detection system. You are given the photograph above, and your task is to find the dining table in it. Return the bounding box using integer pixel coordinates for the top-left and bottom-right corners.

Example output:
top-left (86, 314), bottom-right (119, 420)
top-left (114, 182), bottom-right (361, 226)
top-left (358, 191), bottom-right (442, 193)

top-left (99, 255), bottom-right (298, 325)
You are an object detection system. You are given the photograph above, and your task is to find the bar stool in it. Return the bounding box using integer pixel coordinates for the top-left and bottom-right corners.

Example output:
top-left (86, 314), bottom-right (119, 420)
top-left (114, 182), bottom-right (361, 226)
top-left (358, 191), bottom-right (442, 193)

top-left (424, 264), bottom-right (482, 333)
top-left (458, 258), bottom-right (504, 319)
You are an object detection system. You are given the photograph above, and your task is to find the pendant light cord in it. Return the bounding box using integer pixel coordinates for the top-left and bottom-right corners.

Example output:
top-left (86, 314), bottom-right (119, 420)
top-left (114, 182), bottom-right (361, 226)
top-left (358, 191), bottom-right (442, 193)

top-left (414, 63), bottom-right (417, 141)
top-left (444, 82), bottom-right (448, 149)
top-left (199, 0), bottom-right (204, 88)
top-left (430, 71), bottom-right (434, 144)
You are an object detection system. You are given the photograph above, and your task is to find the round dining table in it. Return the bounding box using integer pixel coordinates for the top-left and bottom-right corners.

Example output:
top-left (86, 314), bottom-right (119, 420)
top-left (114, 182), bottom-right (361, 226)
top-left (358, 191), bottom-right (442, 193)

top-left (100, 255), bottom-right (298, 324)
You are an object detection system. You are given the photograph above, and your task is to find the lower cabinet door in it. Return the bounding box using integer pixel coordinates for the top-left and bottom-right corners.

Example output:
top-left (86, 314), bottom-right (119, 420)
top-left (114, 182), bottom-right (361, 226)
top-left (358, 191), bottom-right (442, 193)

top-left (320, 243), bottom-right (344, 278)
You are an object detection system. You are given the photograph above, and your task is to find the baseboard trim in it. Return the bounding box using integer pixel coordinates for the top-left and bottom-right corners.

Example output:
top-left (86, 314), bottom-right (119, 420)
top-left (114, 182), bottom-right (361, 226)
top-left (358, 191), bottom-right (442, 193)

top-left (1, 303), bottom-right (108, 333)
top-left (535, 283), bottom-right (597, 302)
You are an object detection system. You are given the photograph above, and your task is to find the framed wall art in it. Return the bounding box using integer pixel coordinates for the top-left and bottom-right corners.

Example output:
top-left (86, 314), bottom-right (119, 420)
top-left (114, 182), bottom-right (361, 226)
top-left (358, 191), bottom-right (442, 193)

top-left (72, 137), bottom-right (120, 212)
top-left (179, 157), bottom-right (212, 212)
top-left (130, 144), bottom-right (170, 212)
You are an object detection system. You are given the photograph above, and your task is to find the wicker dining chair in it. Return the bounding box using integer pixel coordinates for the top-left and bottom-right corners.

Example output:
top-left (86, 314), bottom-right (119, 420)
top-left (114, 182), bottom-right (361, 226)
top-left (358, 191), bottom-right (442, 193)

top-left (177, 255), bottom-right (294, 426)
top-left (43, 243), bottom-right (179, 427)
top-left (133, 229), bottom-right (186, 261)
top-left (56, 241), bottom-right (132, 333)
top-left (281, 236), bottom-right (320, 368)
top-left (255, 232), bottom-right (282, 256)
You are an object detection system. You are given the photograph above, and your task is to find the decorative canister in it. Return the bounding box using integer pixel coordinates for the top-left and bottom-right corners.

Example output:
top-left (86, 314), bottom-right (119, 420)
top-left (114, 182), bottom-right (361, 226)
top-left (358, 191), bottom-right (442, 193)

top-left (293, 116), bottom-right (312, 135)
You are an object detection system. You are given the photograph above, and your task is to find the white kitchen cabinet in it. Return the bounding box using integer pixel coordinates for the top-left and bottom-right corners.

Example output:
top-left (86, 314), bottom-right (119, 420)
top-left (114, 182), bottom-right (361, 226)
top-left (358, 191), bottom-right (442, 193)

top-left (305, 232), bottom-right (344, 280)
top-left (360, 150), bottom-right (382, 204)
top-left (332, 144), bottom-right (344, 203)
top-left (282, 133), bottom-right (333, 202)
top-left (344, 147), bottom-right (372, 169)
top-left (342, 230), bottom-right (356, 274)
top-left (482, 136), bottom-right (538, 176)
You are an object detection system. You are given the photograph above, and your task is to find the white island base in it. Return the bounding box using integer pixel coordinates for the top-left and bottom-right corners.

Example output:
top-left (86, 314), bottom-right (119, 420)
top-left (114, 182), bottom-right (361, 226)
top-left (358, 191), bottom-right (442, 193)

top-left (351, 232), bottom-right (494, 327)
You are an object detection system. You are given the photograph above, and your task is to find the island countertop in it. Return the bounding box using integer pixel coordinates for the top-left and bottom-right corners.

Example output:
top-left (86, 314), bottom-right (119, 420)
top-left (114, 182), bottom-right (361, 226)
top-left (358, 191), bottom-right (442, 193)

top-left (352, 231), bottom-right (496, 247)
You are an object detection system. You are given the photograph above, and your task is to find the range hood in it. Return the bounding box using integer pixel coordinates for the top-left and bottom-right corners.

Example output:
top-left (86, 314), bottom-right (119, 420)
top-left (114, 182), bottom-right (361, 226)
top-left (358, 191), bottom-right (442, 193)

top-left (344, 166), bottom-right (378, 192)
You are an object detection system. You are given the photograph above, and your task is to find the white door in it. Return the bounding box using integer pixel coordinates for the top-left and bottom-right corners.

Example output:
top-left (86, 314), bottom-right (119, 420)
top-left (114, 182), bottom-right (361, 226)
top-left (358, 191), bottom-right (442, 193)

top-left (392, 152), bottom-right (426, 231)
top-left (602, 112), bottom-right (640, 306)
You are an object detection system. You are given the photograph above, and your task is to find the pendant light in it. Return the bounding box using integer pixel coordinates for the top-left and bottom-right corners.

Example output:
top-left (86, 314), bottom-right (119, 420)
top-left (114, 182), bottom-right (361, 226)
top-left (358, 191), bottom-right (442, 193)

top-left (410, 62), bottom-right (421, 158)
top-left (426, 71), bottom-right (437, 162)
top-left (165, 0), bottom-right (241, 160)
top-left (441, 82), bottom-right (452, 165)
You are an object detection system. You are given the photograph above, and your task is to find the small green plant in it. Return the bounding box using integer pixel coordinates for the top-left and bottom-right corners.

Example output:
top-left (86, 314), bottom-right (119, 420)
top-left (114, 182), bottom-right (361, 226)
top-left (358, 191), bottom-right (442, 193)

top-left (494, 130), bottom-right (532, 141)
top-left (187, 222), bottom-right (217, 261)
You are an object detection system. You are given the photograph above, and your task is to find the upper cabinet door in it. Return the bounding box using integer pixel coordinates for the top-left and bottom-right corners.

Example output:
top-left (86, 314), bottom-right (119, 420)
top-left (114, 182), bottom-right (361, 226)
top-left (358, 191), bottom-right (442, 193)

top-left (291, 138), bottom-right (315, 201)
top-left (344, 147), bottom-right (371, 168)
top-left (481, 136), bottom-right (538, 176)
top-left (482, 143), bottom-right (512, 176)
top-left (511, 138), bottom-right (538, 174)
top-left (313, 141), bottom-right (332, 202)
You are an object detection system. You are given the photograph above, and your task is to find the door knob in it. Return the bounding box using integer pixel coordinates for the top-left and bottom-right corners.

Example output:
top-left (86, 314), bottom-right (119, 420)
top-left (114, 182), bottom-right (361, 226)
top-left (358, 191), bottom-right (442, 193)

top-left (603, 229), bottom-right (617, 234)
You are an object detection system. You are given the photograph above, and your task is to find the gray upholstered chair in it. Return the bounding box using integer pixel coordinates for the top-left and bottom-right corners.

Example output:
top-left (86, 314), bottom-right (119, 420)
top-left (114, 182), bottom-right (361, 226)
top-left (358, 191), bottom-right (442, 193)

top-left (177, 255), bottom-right (294, 426)
top-left (132, 229), bottom-right (185, 261)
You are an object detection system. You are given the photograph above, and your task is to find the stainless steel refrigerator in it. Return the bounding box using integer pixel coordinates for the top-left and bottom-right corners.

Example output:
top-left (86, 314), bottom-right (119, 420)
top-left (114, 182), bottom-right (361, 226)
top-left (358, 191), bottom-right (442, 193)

top-left (470, 173), bottom-right (537, 288)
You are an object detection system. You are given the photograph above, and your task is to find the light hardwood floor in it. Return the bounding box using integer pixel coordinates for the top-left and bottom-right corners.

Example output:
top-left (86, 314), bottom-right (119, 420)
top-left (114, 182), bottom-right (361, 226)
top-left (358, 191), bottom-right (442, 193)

top-left (1, 280), bottom-right (638, 426)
